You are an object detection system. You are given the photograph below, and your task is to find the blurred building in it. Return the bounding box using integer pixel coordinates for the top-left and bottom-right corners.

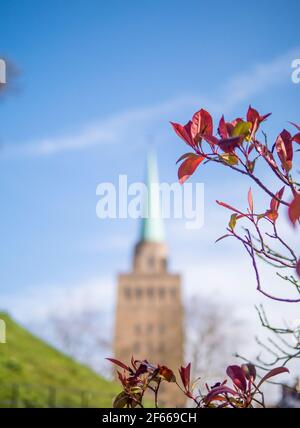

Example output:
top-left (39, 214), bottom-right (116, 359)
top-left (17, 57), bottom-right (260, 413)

top-left (114, 151), bottom-right (184, 407)
top-left (276, 379), bottom-right (300, 408)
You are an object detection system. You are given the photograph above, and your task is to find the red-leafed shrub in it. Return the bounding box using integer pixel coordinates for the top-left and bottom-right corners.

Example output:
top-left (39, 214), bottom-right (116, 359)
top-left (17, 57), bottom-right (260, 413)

top-left (108, 106), bottom-right (299, 408)
top-left (171, 106), bottom-right (300, 300)
top-left (107, 357), bottom-right (289, 408)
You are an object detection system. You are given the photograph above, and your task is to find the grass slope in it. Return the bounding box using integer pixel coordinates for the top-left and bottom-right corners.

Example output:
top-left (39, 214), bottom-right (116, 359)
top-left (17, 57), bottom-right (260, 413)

top-left (0, 312), bottom-right (118, 407)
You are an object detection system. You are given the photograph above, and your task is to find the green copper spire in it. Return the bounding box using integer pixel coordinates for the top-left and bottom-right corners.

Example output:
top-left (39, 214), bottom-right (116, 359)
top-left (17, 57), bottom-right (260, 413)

top-left (140, 150), bottom-right (165, 243)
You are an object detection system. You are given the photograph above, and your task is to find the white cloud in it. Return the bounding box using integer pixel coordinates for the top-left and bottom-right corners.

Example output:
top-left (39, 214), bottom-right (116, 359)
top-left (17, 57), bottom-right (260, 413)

top-left (220, 48), bottom-right (300, 112)
top-left (5, 47), bottom-right (300, 157)
top-left (4, 95), bottom-right (198, 157)
top-left (1, 276), bottom-right (115, 323)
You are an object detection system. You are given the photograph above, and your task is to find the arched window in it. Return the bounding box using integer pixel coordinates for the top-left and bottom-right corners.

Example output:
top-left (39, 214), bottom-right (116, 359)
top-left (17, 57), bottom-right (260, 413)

top-left (136, 288), bottom-right (143, 299)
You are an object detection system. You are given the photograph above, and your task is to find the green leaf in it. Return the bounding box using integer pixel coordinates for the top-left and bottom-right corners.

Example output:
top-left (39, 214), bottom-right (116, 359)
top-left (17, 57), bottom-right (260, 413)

top-left (219, 153), bottom-right (239, 165)
top-left (113, 391), bottom-right (129, 408)
top-left (232, 121), bottom-right (251, 138)
top-left (229, 213), bottom-right (237, 230)
top-left (257, 213), bottom-right (266, 221)
top-left (176, 153), bottom-right (194, 164)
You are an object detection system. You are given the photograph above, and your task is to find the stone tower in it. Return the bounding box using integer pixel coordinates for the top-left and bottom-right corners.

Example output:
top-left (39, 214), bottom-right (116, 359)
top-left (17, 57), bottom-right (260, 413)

top-left (114, 151), bottom-right (184, 407)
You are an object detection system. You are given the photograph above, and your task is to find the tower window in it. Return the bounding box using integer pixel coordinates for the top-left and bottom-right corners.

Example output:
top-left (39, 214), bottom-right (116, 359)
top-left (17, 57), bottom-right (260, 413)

top-left (147, 323), bottom-right (153, 334)
top-left (148, 256), bottom-right (155, 270)
top-left (171, 288), bottom-right (177, 298)
top-left (159, 287), bottom-right (165, 298)
top-left (136, 288), bottom-right (143, 298)
top-left (147, 287), bottom-right (154, 298)
top-left (124, 288), bottom-right (131, 299)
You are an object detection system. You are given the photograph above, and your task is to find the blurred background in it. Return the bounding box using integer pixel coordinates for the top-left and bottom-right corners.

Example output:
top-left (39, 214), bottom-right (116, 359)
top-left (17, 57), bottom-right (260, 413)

top-left (0, 0), bottom-right (300, 407)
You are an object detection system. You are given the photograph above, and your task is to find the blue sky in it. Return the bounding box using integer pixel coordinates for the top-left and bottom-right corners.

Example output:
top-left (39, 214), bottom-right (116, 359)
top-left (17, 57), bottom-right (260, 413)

top-left (1, 0), bottom-right (300, 355)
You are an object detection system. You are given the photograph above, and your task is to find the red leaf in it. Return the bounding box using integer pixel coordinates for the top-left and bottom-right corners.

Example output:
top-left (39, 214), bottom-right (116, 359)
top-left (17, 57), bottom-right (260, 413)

top-left (289, 121), bottom-right (300, 132)
top-left (254, 141), bottom-right (278, 170)
top-left (170, 121), bottom-right (194, 148)
top-left (288, 193), bottom-right (300, 225)
top-left (205, 385), bottom-right (238, 404)
top-left (191, 109), bottom-right (213, 143)
top-left (158, 365), bottom-right (176, 382)
top-left (241, 363), bottom-right (256, 381)
top-left (256, 367), bottom-right (289, 389)
top-left (292, 133), bottom-right (300, 144)
top-left (117, 371), bottom-right (127, 388)
top-left (226, 365), bottom-right (247, 392)
top-left (275, 129), bottom-right (293, 172)
top-left (247, 105), bottom-right (259, 126)
top-left (203, 135), bottom-right (219, 146)
top-left (265, 210), bottom-right (278, 222)
top-left (178, 154), bottom-right (204, 184)
top-left (176, 152), bottom-right (194, 164)
top-left (270, 186), bottom-right (285, 213)
top-left (218, 115), bottom-right (229, 139)
top-left (247, 105), bottom-right (271, 134)
top-left (266, 186), bottom-right (285, 222)
top-left (179, 363), bottom-right (191, 391)
top-left (247, 143), bottom-right (255, 156)
top-left (218, 136), bottom-right (244, 153)
top-left (247, 106), bottom-right (271, 124)
top-left (131, 356), bottom-right (139, 370)
top-left (261, 112), bottom-right (272, 122)
top-left (248, 188), bottom-right (254, 214)
top-left (106, 358), bottom-right (131, 372)
top-left (216, 200), bottom-right (244, 216)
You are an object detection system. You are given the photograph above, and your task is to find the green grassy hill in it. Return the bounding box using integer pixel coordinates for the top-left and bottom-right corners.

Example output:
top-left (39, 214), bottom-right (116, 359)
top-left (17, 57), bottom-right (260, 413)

top-left (0, 312), bottom-right (119, 408)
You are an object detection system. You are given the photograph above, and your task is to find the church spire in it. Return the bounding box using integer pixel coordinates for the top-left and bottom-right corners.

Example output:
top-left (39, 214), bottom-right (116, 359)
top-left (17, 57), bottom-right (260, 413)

top-left (140, 149), bottom-right (165, 243)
